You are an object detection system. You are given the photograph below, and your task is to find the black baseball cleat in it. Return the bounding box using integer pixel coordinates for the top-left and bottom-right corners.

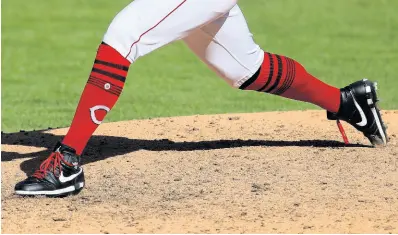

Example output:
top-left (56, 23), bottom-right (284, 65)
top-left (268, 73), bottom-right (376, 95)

top-left (15, 142), bottom-right (85, 196)
top-left (327, 79), bottom-right (388, 146)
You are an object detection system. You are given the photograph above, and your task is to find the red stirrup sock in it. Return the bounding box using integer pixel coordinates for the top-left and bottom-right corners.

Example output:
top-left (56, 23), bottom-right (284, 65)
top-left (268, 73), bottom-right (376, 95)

top-left (62, 42), bottom-right (130, 155)
top-left (239, 52), bottom-right (340, 113)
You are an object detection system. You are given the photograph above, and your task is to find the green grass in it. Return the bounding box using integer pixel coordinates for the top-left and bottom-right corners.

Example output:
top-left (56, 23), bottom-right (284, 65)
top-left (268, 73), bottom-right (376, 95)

top-left (2, 0), bottom-right (398, 132)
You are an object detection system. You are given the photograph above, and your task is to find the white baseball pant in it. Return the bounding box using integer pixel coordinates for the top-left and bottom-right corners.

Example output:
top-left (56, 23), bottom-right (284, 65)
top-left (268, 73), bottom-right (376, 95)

top-left (103, 0), bottom-right (264, 87)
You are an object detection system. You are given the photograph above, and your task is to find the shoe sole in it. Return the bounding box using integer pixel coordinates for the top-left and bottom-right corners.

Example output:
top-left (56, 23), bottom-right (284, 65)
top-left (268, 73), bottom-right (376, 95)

top-left (15, 182), bottom-right (84, 196)
top-left (362, 79), bottom-right (388, 146)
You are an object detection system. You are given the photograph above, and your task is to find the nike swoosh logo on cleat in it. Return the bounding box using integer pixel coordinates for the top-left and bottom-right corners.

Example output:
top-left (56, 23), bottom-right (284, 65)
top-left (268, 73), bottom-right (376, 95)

top-left (59, 168), bottom-right (83, 183)
top-left (351, 91), bottom-right (367, 127)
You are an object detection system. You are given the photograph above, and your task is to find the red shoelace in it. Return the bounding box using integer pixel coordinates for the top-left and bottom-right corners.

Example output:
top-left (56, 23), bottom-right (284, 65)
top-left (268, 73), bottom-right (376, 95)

top-left (336, 119), bottom-right (350, 145)
top-left (32, 151), bottom-right (71, 179)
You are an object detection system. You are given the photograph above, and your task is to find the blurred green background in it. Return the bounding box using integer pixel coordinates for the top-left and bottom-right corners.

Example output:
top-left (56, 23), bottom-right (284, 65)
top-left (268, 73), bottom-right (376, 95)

top-left (2, 0), bottom-right (397, 132)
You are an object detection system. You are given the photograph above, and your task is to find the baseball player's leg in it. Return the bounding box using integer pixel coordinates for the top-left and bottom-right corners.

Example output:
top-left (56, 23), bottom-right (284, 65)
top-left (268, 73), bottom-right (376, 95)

top-left (184, 5), bottom-right (340, 113)
top-left (183, 5), bottom-right (263, 88)
top-left (63, 0), bottom-right (238, 155)
top-left (184, 5), bottom-right (387, 146)
top-left (15, 0), bottom-right (238, 196)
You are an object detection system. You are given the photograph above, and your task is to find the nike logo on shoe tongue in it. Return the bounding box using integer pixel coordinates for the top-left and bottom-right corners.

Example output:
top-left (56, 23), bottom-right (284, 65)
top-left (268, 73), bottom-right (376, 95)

top-left (351, 91), bottom-right (367, 127)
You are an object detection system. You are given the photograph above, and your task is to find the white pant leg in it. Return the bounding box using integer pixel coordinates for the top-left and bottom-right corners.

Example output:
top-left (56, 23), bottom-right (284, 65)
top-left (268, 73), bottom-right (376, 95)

top-left (103, 0), bottom-right (237, 63)
top-left (183, 5), bottom-right (264, 87)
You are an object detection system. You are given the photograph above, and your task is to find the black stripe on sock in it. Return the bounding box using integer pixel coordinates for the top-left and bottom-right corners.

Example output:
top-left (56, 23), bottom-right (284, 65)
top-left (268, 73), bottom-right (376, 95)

top-left (91, 68), bottom-right (126, 82)
top-left (274, 57), bottom-right (292, 95)
top-left (256, 52), bottom-right (274, 92)
top-left (278, 58), bottom-right (295, 95)
top-left (88, 81), bottom-right (120, 96)
top-left (239, 66), bottom-right (261, 90)
top-left (264, 55), bottom-right (283, 94)
top-left (279, 58), bottom-right (296, 94)
top-left (88, 78), bottom-right (123, 92)
top-left (89, 76), bottom-right (123, 91)
top-left (88, 81), bottom-right (121, 96)
top-left (88, 77), bottom-right (123, 93)
top-left (94, 60), bottom-right (129, 71)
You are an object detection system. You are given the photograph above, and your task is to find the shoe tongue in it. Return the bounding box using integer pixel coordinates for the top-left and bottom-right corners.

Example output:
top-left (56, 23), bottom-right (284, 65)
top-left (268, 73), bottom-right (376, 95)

top-left (58, 151), bottom-right (79, 167)
top-left (53, 142), bottom-right (79, 165)
top-left (53, 142), bottom-right (76, 154)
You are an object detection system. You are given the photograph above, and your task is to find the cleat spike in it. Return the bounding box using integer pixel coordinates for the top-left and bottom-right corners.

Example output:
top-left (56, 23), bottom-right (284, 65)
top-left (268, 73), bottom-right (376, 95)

top-left (367, 99), bottom-right (373, 105)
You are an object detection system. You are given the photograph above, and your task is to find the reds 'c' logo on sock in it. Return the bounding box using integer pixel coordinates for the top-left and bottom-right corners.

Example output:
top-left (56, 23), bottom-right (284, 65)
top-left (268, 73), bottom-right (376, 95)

top-left (90, 105), bottom-right (110, 125)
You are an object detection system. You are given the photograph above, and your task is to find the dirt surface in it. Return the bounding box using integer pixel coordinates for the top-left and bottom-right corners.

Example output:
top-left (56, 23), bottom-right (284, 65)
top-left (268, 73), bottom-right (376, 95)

top-left (2, 110), bottom-right (398, 233)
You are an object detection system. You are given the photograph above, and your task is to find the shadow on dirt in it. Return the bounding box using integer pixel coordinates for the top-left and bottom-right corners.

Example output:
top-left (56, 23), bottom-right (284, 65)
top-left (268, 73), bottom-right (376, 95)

top-left (1, 129), bottom-right (370, 175)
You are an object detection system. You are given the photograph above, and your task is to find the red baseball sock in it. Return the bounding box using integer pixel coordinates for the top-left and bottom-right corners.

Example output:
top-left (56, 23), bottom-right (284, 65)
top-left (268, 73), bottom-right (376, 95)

top-left (62, 42), bottom-right (130, 155)
top-left (240, 52), bottom-right (340, 113)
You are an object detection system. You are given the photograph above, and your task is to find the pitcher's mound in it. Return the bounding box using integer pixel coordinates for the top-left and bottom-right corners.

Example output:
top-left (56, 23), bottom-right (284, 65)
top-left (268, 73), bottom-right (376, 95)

top-left (2, 110), bottom-right (398, 233)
